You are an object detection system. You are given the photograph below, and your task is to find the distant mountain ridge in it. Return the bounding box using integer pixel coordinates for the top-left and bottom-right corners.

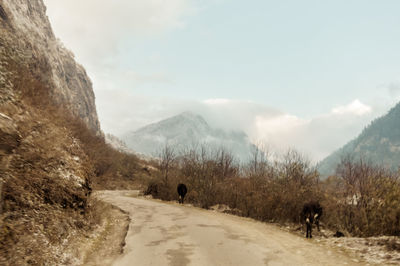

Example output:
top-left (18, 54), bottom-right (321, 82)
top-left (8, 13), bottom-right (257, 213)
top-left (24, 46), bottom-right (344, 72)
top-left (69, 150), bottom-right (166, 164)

top-left (105, 133), bottom-right (133, 154)
top-left (318, 102), bottom-right (400, 176)
top-left (122, 112), bottom-right (255, 161)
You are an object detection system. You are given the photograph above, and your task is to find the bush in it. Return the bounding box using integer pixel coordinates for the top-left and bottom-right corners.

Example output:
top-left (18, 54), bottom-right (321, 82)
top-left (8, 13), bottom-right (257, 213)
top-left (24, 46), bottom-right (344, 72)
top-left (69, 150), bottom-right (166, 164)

top-left (148, 145), bottom-right (400, 237)
top-left (322, 157), bottom-right (400, 236)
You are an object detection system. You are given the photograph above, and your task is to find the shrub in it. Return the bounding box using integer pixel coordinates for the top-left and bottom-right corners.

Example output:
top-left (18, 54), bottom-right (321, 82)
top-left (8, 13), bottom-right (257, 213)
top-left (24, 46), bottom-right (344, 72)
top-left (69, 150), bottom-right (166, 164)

top-left (148, 145), bottom-right (400, 237)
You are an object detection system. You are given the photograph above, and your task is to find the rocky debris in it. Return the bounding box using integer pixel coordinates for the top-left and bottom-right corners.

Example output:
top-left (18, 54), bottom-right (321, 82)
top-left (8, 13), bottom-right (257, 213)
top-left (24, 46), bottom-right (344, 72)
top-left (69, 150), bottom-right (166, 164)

top-left (276, 222), bottom-right (400, 265)
top-left (79, 197), bottom-right (131, 266)
top-left (322, 236), bottom-right (400, 265)
top-left (210, 204), bottom-right (243, 216)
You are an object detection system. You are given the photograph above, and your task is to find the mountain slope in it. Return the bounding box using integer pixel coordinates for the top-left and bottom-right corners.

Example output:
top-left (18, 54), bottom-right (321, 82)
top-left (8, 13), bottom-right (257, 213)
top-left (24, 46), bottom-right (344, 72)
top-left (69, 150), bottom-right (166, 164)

top-left (0, 0), bottom-right (103, 263)
top-left (122, 112), bottom-right (255, 161)
top-left (318, 102), bottom-right (400, 176)
top-left (1, 0), bottom-right (100, 134)
top-left (105, 133), bottom-right (134, 154)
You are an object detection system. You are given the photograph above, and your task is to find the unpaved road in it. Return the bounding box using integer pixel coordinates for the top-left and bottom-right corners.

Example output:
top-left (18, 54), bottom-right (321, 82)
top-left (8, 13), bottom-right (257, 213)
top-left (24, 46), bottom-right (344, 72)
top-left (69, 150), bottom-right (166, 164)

top-left (98, 191), bottom-right (365, 266)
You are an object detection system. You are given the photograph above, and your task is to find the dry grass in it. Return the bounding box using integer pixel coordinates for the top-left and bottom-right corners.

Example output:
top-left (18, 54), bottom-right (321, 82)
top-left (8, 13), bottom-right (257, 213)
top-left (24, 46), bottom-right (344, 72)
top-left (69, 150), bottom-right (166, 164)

top-left (0, 21), bottom-right (142, 264)
top-left (82, 202), bottom-right (130, 266)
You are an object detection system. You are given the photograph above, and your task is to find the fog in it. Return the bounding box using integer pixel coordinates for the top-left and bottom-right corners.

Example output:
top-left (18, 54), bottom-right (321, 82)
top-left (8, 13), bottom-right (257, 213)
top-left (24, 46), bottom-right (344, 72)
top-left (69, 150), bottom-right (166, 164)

top-left (44, 0), bottom-right (400, 162)
top-left (96, 86), bottom-right (398, 162)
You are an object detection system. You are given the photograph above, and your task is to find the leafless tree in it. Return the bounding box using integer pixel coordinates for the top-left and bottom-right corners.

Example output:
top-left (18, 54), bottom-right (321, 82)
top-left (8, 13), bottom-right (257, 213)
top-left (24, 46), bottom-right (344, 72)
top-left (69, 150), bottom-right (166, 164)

top-left (158, 143), bottom-right (176, 185)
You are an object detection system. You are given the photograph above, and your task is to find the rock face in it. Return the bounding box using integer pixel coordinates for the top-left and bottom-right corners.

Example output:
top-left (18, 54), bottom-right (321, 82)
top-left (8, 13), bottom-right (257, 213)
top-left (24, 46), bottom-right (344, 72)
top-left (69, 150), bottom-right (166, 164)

top-left (0, 1), bottom-right (101, 264)
top-left (0, 0), bottom-right (101, 134)
top-left (318, 102), bottom-right (400, 176)
top-left (122, 112), bottom-right (255, 161)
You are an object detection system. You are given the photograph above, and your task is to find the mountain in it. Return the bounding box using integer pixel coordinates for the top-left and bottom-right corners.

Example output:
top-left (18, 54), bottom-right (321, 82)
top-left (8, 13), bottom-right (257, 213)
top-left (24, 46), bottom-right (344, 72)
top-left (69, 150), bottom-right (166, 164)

top-left (122, 112), bottom-right (255, 161)
top-left (105, 133), bottom-right (134, 154)
top-left (0, 0), bottom-right (100, 134)
top-left (0, 0), bottom-right (102, 263)
top-left (318, 102), bottom-right (400, 176)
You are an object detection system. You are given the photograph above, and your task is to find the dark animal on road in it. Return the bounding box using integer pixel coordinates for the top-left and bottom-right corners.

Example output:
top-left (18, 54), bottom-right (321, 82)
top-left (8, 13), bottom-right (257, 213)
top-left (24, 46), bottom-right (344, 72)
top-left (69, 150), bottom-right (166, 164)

top-left (302, 202), bottom-right (323, 238)
top-left (333, 231), bottom-right (344, 237)
top-left (177, 183), bottom-right (187, 204)
top-left (145, 183), bottom-right (158, 197)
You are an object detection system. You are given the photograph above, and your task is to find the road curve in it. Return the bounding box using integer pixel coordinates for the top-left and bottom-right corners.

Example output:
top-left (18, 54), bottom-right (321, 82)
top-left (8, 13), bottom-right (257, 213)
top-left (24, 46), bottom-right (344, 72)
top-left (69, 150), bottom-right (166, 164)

top-left (97, 191), bottom-right (363, 266)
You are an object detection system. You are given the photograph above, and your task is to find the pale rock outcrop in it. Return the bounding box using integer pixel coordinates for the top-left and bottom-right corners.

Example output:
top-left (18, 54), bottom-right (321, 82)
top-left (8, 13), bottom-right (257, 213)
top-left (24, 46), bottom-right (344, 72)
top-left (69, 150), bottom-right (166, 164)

top-left (0, 0), bottom-right (101, 134)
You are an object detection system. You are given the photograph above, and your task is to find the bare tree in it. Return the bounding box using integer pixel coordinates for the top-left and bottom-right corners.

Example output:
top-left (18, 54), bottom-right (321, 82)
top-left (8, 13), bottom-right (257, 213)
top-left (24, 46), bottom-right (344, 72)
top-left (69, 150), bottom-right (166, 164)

top-left (213, 147), bottom-right (238, 180)
top-left (247, 143), bottom-right (270, 180)
top-left (158, 143), bottom-right (176, 185)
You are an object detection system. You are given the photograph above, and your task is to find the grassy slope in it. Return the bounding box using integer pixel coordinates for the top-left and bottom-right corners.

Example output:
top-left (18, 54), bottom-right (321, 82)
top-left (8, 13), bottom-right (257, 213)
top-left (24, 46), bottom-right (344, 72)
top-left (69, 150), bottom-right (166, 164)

top-left (0, 8), bottom-right (147, 265)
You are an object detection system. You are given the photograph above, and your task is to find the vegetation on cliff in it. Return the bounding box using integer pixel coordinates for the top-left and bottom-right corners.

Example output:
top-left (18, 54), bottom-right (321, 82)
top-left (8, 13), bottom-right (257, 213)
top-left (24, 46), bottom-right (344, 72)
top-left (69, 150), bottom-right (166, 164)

top-left (0, 1), bottom-right (143, 264)
top-left (319, 102), bottom-right (400, 176)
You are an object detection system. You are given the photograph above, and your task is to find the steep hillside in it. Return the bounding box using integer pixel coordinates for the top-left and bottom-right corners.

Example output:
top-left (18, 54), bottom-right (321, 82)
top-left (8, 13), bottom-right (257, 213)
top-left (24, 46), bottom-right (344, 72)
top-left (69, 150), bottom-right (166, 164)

top-left (0, 0), bottom-right (141, 264)
top-left (0, 0), bottom-right (100, 134)
top-left (122, 112), bottom-right (255, 161)
top-left (318, 102), bottom-right (400, 176)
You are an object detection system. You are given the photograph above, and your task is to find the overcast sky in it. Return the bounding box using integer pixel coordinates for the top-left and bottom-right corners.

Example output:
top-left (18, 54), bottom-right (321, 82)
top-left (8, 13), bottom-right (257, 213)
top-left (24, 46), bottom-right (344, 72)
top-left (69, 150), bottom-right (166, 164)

top-left (44, 0), bottom-right (400, 161)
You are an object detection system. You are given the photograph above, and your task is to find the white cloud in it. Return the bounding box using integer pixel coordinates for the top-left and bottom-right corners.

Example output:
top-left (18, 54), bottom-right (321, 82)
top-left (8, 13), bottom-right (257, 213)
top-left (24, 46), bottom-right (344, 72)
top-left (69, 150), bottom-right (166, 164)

top-left (96, 90), bottom-right (199, 135)
top-left (255, 114), bottom-right (307, 135)
top-left (99, 92), bottom-right (380, 162)
top-left (387, 83), bottom-right (400, 97)
top-left (42, 1), bottom-right (397, 163)
top-left (246, 99), bottom-right (378, 162)
top-left (44, 0), bottom-right (201, 122)
top-left (331, 99), bottom-right (372, 116)
top-left (44, 0), bottom-right (198, 65)
top-left (203, 98), bottom-right (232, 105)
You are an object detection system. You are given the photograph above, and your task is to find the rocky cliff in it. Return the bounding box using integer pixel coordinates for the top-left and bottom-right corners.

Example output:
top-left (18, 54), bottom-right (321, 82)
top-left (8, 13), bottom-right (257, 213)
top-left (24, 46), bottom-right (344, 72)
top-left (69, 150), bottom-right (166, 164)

top-left (0, 0), bottom-right (104, 264)
top-left (0, 0), bottom-right (101, 134)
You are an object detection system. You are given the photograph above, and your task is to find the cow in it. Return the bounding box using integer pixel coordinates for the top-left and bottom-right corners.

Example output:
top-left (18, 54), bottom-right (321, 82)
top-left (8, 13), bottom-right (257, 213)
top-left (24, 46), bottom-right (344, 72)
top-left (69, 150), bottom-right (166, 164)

top-left (177, 183), bottom-right (187, 204)
top-left (302, 202), bottom-right (323, 238)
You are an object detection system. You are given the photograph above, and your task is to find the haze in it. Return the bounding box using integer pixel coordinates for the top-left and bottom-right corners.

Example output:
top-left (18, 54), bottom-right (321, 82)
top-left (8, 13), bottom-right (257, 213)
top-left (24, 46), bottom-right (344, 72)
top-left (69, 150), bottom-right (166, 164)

top-left (44, 0), bottom-right (400, 161)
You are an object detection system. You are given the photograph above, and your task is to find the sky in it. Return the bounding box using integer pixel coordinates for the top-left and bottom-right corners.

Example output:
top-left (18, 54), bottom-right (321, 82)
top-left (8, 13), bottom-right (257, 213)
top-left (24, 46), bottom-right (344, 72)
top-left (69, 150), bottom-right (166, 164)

top-left (43, 0), bottom-right (400, 162)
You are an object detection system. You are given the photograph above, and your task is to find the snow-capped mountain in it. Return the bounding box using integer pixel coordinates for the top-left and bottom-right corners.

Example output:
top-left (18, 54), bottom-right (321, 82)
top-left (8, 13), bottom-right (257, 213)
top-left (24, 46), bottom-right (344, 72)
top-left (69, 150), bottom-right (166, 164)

top-left (122, 112), bottom-right (255, 161)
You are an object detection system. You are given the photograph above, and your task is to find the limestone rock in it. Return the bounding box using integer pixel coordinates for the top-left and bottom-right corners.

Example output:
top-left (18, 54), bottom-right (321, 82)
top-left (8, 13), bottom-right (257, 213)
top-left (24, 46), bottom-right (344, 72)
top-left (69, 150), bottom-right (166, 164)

top-left (0, 0), bottom-right (101, 134)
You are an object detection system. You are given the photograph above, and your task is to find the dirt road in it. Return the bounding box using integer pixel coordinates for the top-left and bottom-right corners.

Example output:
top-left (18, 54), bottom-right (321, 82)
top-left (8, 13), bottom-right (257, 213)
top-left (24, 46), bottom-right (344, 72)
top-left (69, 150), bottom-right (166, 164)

top-left (97, 191), bottom-right (364, 266)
